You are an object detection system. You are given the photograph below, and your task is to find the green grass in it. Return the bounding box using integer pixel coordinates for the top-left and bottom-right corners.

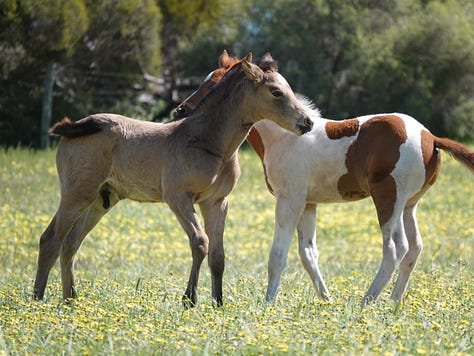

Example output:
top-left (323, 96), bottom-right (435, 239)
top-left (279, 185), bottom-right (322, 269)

top-left (0, 146), bottom-right (473, 355)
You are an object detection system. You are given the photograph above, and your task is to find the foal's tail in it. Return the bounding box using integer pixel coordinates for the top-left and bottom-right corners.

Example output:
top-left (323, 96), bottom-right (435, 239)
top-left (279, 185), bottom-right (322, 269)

top-left (433, 135), bottom-right (474, 174)
top-left (50, 117), bottom-right (104, 138)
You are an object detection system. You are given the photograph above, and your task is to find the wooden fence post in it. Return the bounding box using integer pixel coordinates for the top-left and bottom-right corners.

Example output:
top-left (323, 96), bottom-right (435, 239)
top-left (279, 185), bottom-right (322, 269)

top-left (39, 62), bottom-right (56, 149)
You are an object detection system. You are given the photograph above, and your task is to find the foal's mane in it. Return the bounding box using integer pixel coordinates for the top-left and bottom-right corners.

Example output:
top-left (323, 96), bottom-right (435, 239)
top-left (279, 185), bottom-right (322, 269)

top-left (296, 94), bottom-right (321, 118)
top-left (192, 61), bottom-right (245, 114)
top-left (254, 53), bottom-right (321, 118)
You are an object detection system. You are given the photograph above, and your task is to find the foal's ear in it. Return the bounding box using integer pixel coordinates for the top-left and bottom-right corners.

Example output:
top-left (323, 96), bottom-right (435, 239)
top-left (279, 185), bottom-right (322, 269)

top-left (219, 50), bottom-right (229, 66)
top-left (261, 52), bottom-right (274, 62)
top-left (242, 60), bottom-right (264, 83)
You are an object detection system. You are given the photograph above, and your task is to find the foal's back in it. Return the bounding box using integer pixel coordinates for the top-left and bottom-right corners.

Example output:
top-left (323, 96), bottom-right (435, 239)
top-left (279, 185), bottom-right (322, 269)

top-left (54, 114), bottom-right (183, 203)
top-left (54, 113), bottom-right (240, 204)
top-left (260, 113), bottom-right (434, 206)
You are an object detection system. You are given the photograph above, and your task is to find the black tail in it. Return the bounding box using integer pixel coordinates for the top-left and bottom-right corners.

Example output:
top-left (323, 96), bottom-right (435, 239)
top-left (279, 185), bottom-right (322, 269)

top-left (50, 117), bottom-right (103, 138)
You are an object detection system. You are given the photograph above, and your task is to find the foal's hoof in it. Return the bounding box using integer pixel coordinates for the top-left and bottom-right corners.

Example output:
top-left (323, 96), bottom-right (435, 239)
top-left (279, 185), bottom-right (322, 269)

top-left (320, 292), bottom-right (333, 303)
top-left (360, 295), bottom-right (375, 309)
top-left (63, 297), bottom-right (76, 305)
top-left (62, 286), bottom-right (78, 303)
top-left (33, 292), bottom-right (44, 301)
top-left (264, 298), bottom-right (277, 308)
top-left (212, 297), bottom-right (223, 308)
top-left (182, 295), bottom-right (196, 309)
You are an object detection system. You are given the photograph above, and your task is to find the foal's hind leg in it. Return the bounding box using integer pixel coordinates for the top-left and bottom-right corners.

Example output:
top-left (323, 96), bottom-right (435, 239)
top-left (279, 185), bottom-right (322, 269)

top-left (165, 192), bottom-right (209, 308)
top-left (33, 198), bottom-right (90, 300)
top-left (200, 198), bottom-right (228, 307)
top-left (297, 203), bottom-right (331, 301)
top-left (33, 216), bottom-right (59, 300)
top-left (60, 194), bottom-right (119, 300)
top-left (391, 202), bottom-right (423, 303)
top-left (362, 184), bottom-right (409, 308)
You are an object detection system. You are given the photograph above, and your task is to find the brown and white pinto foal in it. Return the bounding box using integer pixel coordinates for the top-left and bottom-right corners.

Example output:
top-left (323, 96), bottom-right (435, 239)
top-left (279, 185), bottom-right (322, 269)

top-left (33, 58), bottom-right (313, 307)
top-left (175, 51), bottom-right (474, 308)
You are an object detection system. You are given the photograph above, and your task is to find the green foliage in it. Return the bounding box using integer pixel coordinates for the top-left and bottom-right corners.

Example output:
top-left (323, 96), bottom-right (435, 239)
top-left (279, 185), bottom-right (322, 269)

top-left (0, 0), bottom-right (88, 79)
top-left (355, 0), bottom-right (474, 136)
top-left (446, 97), bottom-right (474, 140)
top-left (0, 0), bottom-right (162, 147)
top-left (79, 0), bottom-right (162, 75)
top-left (182, 0), bottom-right (473, 139)
top-left (23, 0), bottom-right (89, 57)
top-left (179, 1), bottom-right (246, 77)
top-left (0, 148), bottom-right (473, 354)
top-left (158, 0), bottom-right (221, 41)
top-left (1, 0), bottom-right (473, 147)
top-left (1, 0), bottom-right (89, 60)
top-left (59, 0), bottom-right (163, 116)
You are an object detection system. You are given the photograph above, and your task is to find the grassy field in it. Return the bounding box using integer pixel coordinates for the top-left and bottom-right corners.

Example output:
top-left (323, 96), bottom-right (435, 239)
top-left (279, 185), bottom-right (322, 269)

top-left (0, 146), bottom-right (473, 355)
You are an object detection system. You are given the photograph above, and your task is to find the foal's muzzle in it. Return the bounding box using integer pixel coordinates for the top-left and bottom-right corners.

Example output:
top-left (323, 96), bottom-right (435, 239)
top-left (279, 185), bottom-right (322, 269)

top-left (296, 116), bottom-right (313, 134)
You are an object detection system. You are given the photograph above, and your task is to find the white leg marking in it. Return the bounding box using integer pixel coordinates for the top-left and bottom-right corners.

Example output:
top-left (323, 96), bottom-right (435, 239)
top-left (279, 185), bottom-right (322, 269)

top-left (391, 203), bottom-right (423, 302)
top-left (266, 195), bottom-right (305, 302)
top-left (297, 204), bottom-right (331, 301)
top-left (362, 210), bottom-right (408, 308)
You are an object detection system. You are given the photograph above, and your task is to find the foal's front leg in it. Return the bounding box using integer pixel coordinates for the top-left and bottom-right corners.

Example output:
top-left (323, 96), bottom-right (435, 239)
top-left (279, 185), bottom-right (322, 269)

top-left (165, 192), bottom-right (209, 308)
top-left (266, 194), bottom-right (305, 302)
top-left (200, 198), bottom-right (228, 307)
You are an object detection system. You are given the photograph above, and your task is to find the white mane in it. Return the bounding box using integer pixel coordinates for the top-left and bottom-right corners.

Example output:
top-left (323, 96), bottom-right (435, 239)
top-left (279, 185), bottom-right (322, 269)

top-left (296, 94), bottom-right (321, 118)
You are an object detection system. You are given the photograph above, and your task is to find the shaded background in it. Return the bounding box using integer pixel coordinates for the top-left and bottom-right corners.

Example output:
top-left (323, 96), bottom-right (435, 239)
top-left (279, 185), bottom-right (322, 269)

top-left (1, 0), bottom-right (473, 148)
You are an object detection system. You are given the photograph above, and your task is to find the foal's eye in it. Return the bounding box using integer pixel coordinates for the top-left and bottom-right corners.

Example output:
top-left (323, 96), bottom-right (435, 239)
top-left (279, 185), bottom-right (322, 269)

top-left (271, 89), bottom-right (283, 97)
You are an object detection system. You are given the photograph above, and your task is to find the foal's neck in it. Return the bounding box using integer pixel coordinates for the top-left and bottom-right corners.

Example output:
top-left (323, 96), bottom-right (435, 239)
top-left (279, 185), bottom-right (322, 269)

top-left (184, 90), bottom-right (252, 162)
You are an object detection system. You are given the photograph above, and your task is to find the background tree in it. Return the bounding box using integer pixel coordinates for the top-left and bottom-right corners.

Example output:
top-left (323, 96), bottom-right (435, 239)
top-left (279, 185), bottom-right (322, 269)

top-left (153, 0), bottom-right (222, 119)
top-left (182, 0), bottom-right (473, 138)
top-left (179, 0), bottom-right (246, 77)
top-left (0, 0), bottom-right (473, 147)
top-left (58, 0), bottom-right (162, 117)
top-left (0, 0), bottom-right (162, 147)
top-left (353, 0), bottom-right (474, 138)
top-left (0, 0), bottom-right (89, 147)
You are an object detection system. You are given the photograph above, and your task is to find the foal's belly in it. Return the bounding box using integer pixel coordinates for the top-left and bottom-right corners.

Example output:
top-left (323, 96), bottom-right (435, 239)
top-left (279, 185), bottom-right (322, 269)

top-left (307, 189), bottom-right (370, 204)
top-left (107, 172), bottom-right (164, 203)
top-left (306, 183), bottom-right (369, 204)
top-left (304, 168), bottom-right (370, 204)
top-left (111, 182), bottom-right (164, 203)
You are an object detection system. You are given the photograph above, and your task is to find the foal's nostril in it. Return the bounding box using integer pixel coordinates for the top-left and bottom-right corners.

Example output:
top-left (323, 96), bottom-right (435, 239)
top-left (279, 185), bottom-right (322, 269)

top-left (296, 117), bottom-right (313, 134)
top-left (298, 117), bottom-right (313, 134)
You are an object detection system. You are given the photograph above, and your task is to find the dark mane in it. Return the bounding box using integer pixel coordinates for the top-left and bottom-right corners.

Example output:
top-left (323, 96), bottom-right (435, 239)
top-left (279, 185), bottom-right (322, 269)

top-left (192, 62), bottom-right (243, 114)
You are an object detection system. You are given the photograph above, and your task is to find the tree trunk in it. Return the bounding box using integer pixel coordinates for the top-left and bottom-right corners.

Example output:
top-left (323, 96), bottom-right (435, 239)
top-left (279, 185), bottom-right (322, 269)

top-left (39, 62), bottom-right (56, 149)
